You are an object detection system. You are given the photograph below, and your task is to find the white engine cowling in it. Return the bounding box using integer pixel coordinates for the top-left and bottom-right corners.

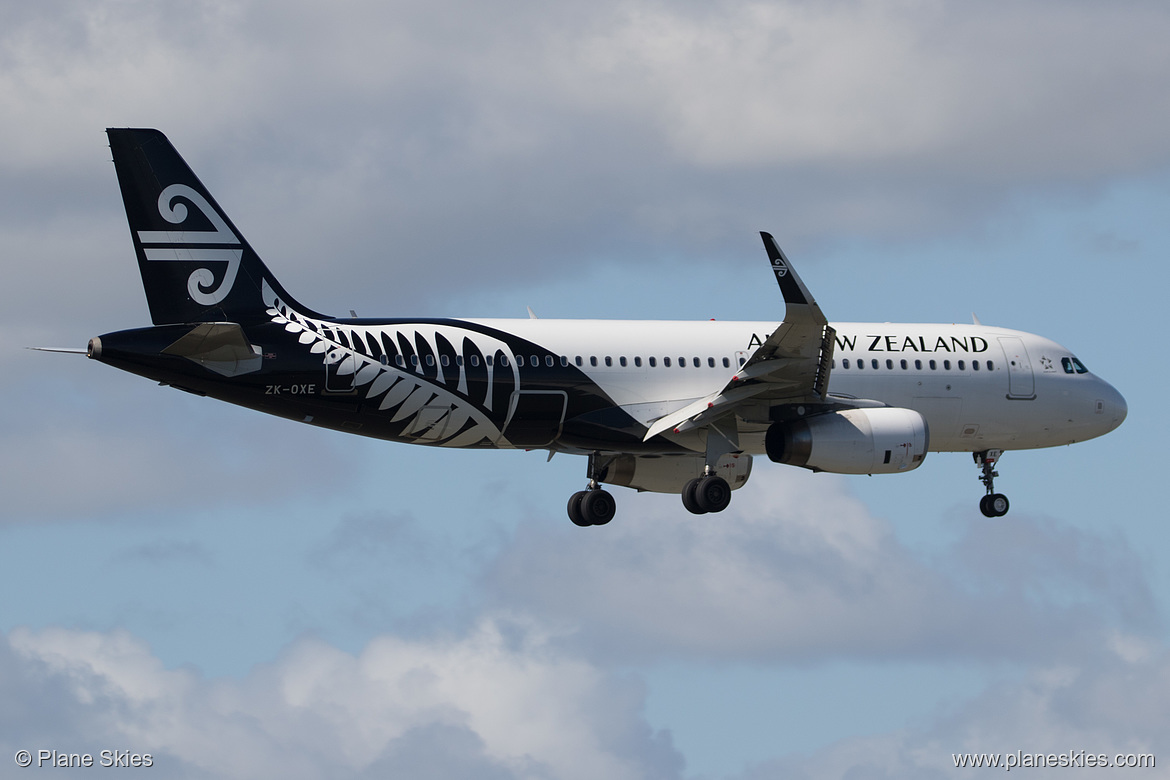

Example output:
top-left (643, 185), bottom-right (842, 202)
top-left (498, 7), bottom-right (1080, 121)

top-left (766, 407), bottom-right (929, 474)
top-left (604, 452), bottom-right (753, 494)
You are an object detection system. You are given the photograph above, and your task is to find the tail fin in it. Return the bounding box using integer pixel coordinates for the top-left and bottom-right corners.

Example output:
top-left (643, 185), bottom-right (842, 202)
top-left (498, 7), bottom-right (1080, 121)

top-left (106, 128), bottom-right (320, 325)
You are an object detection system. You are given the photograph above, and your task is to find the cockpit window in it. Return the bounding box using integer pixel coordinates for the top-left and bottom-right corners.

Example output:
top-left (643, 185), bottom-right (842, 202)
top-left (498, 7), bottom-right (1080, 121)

top-left (1061, 356), bottom-right (1089, 374)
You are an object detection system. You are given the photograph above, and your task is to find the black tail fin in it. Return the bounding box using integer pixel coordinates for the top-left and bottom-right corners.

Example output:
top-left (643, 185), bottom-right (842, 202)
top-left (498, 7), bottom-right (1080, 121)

top-left (106, 128), bottom-right (321, 325)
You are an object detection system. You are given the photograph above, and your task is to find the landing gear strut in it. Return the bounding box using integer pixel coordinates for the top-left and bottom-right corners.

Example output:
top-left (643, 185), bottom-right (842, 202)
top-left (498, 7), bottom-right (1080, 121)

top-left (681, 419), bottom-right (738, 515)
top-left (567, 453), bottom-right (617, 527)
top-left (975, 449), bottom-right (1010, 517)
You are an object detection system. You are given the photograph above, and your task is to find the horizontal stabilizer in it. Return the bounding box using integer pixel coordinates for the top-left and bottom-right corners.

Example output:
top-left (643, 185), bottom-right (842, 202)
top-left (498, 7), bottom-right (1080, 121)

top-left (162, 322), bottom-right (262, 377)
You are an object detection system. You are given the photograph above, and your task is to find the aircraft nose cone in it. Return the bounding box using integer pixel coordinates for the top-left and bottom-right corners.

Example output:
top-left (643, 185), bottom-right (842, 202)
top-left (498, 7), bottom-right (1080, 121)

top-left (1098, 382), bottom-right (1127, 432)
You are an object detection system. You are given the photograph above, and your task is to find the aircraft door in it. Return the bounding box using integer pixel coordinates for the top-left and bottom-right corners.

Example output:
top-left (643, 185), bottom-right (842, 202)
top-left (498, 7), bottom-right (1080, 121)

top-left (998, 336), bottom-right (1035, 399)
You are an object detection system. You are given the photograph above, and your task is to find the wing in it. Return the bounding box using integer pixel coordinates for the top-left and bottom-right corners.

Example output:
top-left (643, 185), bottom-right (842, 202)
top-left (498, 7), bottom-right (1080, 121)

top-left (643, 233), bottom-right (836, 440)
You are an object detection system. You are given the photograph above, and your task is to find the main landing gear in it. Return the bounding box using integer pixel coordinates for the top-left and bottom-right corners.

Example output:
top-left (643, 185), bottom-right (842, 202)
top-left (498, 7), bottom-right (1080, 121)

top-left (567, 452), bottom-right (617, 527)
top-left (975, 449), bottom-right (1010, 517)
top-left (567, 484), bottom-right (616, 527)
top-left (681, 470), bottom-right (732, 515)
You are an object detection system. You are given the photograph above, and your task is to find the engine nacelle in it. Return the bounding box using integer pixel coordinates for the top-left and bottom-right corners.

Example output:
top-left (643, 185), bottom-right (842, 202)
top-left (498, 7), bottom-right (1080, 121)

top-left (604, 453), bottom-right (753, 494)
top-left (766, 407), bottom-right (929, 474)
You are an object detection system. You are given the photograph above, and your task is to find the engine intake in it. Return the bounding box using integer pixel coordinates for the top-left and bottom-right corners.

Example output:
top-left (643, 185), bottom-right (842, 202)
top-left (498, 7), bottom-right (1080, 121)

top-left (766, 407), bottom-right (929, 474)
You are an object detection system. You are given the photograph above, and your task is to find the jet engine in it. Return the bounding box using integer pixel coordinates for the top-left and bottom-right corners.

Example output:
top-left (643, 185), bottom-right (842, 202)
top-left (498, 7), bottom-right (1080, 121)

top-left (603, 452), bottom-right (753, 494)
top-left (766, 407), bottom-right (929, 474)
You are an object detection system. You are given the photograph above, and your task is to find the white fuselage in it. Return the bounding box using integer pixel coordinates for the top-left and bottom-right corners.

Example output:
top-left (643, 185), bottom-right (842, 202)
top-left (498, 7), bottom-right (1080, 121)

top-left (466, 318), bottom-right (1127, 454)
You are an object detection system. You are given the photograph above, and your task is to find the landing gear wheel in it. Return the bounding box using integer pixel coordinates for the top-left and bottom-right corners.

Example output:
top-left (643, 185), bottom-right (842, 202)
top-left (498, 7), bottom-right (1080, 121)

top-left (979, 493), bottom-right (1010, 517)
top-left (987, 493), bottom-right (1010, 517)
top-left (974, 450), bottom-right (1009, 517)
top-left (695, 475), bottom-right (731, 513)
top-left (580, 489), bottom-right (616, 526)
top-left (682, 478), bottom-right (708, 515)
top-left (567, 490), bottom-right (590, 527)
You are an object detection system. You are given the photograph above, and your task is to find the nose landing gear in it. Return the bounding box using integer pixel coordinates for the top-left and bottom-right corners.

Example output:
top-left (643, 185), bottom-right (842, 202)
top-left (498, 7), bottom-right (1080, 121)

top-left (975, 449), bottom-right (1010, 517)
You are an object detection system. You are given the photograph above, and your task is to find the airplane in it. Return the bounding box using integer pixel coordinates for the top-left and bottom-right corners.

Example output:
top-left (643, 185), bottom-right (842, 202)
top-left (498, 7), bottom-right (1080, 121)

top-left (49, 128), bottom-right (1128, 526)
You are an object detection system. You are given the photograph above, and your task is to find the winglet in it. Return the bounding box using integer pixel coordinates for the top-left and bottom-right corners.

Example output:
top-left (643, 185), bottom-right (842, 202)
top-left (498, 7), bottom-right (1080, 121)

top-left (760, 232), bottom-right (819, 309)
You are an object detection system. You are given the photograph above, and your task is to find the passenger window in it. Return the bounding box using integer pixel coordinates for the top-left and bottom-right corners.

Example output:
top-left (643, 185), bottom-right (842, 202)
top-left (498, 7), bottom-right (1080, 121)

top-left (943, 360), bottom-right (951, 370)
top-left (914, 359), bottom-right (922, 370)
top-left (723, 357), bottom-right (730, 368)
top-left (649, 357), bottom-right (657, 367)
top-left (619, 356), bottom-right (627, 367)
top-left (857, 359), bottom-right (864, 370)
top-left (590, 356), bottom-right (598, 367)
top-left (457, 355), bottom-right (464, 367)
top-left (469, 355), bottom-right (479, 367)
top-left (426, 354), bottom-right (435, 367)
top-left (842, 358), bottom-right (850, 369)
top-left (575, 356), bottom-right (582, 366)
top-left (929, 360), bottom-right (937, 370)
top-left (738, 356), bottom-right (746, 367)
top-left (708, 357), bottom-right (716, 368)
top-left (900, 359), bottom-right (907, 370)
top-left (410, 354), bottom-right (419, 366)
top-left (500, 355), bottom-right (509, 367)
top-left (531, 355), bottom-right (539, 367)
top-left (396, 354), bottom-right (405, 367)
top-left (886, 359), bottom-right (893, 369)
top-left (634, 356), bottom-right (642, 367)
top-left (664, 357), bottom-right (672, 367)
top-left (958, 360), bottom-right (965, 370)
top-left (379, 354), bottom-right (388, 366)
top-left (679, 357), bottom-right (686, 367)
top-left (693, 357), bottom-right (700, 367)
top-left (605, 356), bottom-right (612, 367)
top-left (486, 355), bottom-right (494, 367)
top-left (559, 356), bottom-right (567, 367)
top-left (972, 360), bottom-right (979, 371)
top-left (547, 356), bottom-right (555, 367)
top-left (871, 359), bottom-right (878, 369)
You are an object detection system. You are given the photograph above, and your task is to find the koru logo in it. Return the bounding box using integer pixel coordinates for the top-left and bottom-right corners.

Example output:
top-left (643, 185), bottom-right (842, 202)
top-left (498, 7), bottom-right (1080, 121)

top-left (772, 258), bottom-right (788, 277)
top-left (136, 184), bottom-right (243, 305)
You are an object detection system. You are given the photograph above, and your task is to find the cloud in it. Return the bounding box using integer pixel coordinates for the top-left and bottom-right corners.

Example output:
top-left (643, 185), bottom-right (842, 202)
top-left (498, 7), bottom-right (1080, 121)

top-left (479, 469), bottom-right (1158, 663)
top-left (0, 368), bottom-right (351, 523)
top-left (1, 621), bottom-right (684, 780)
top-left (737, 641), bottom-right (1169, 779)
top-left (7, 0), bottom-right (1170, 323)
top-left (576, 1), bottom-right (1170, 175)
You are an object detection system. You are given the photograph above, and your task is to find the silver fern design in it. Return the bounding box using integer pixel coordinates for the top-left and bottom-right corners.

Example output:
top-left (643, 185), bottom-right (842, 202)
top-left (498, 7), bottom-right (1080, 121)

top-left (262, 280), bottom-right (519, 447)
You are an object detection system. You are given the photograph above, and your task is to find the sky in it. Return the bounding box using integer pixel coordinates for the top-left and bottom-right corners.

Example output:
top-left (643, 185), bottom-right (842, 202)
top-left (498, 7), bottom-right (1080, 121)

top-left (1, 0), bottom-right (1168, 777)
